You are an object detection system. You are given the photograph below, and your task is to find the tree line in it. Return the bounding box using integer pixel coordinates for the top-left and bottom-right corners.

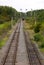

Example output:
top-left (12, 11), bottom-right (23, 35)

top-left (0, 6), bottom-right (20, 24)
top-left (26, 9), bottom-right (44, 22)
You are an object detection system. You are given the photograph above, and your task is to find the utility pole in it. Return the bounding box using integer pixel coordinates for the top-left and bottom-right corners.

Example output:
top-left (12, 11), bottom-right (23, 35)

top-left (20, 9), bottom-right (22, 18)
top-left (31, 9), bottom-right (33, 24)
top-left (15, 11), bottom-right (16, 20)
top-left (25, 9), bottom-right (27, 12)
top-left (25, 9), bottom-right (27, 18)
top-left (31, 9), bottom-right (32, 17)
top-left (11, 17), bottom-right (13, 28)
top-left (34, 11), bottom-right (36, 25)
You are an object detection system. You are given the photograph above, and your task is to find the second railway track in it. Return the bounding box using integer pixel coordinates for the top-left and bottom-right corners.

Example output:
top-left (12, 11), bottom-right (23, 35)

top-left (0, 22), bottom-right (21, 65)
top-left (24, 31), bottom-right (44, 65)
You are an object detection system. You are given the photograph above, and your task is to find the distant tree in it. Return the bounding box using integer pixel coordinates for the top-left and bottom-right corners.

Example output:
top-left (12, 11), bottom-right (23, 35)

top-left (0, 6), bottom-right (20, 23)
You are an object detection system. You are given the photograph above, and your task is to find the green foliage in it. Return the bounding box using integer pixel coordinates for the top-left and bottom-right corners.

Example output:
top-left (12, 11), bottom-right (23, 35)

top-left (26, 9), bottom-right (44, 22)
top-left (0, 22), bottom-right (11, 35)
top-left (40, 40), bottom-right (44, 48)
top-left (29, 25), bottom-right (34, 29)
top-left (0, 6), bottom-right (20, 35)
top-left (0, 6), bottom-right (20, 24)
top-left (34, 23), bottom-right (41, 33)
top-left (26, 9), bottom-right (44, 50)
top-left (39, 37), bottom-right (44, 48)
top-left (0, 36), bottom-right (8, 48)
top-left (34, 34), bottom-right (43, 42)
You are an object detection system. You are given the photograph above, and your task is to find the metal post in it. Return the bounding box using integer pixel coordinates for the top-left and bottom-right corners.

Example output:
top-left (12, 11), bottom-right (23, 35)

top-left (15, 11), bottom-right (16, 20)
top-left (31, 9), bottom-right (32, 17)
top-left (25, 9), bottom-right (27, 18)
top-left (20, 9), bottom-right (22, 18)
top-left (34, 12), bottom-right (36, 25)
top-left (11, 17), bottom-right (13, 28)
top-left (31, 9), bottom-right (33, 24)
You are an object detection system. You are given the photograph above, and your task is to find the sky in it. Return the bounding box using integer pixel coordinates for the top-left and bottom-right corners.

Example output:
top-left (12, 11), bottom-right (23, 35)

top-left (0, 0), bottom-right (44, 12)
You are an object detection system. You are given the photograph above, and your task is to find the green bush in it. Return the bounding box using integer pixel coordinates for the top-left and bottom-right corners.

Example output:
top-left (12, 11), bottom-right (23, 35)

top-left (40, 38), bottom-right (44, 48)
top-left (13, 20), bottom-right (16, 25)
top-left (0, 22), bottom-right (11, 35)
top-left (34, 23), bottom-right (41, 33)
top-left (30, 25), bottom-right (35, 29)
top-left (40, 41), bottom-right (44, 48)
top-left (34, 34), bottom-right (42, 42)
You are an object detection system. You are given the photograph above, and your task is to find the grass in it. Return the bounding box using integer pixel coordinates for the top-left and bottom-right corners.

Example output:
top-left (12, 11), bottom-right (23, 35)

top-left (0, 36), bottom-right (8, 48)
top-left (40, 48), bottom-right (44, 55)
top-left (0, 24), bottom-right (4, 29)
top-left (0, 20), bottom-right (16, 35)
top-left (0, 20), bottom-right (16, 48)
top-left (0, 22), bottom-right (11, 35)
top-left (0, 28), bottom-right (13, 48)
top-left (24, 20), bottom-right (44, 55)
top-left (24, 21), bottom-right (34, 39)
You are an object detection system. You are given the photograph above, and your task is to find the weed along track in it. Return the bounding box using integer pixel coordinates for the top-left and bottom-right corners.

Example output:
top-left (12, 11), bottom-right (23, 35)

top-left (0, 22), bottom-right (21, 65)
top-left (24, 31), bottom-right (44, 65)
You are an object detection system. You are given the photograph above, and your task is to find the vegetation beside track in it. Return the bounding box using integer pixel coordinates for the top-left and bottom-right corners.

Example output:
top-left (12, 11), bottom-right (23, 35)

top-left (24, 21), bottom-right (44, 55)
top-left (0, 6), bottom-right (20, 48)
top-left (24, 9), bottom-right (44, 55)
top-left (0, 21), bottom-right (17, 48)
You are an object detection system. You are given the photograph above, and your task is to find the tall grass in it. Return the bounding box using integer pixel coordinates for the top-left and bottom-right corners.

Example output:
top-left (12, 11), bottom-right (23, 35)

top-left (0, 20), bottom-right (16, 35)
top-left (0, 20), bottom-right (16, 48)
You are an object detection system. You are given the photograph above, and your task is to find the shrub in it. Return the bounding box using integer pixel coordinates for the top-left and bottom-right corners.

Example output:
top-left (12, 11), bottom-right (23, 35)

top-left (0, 22), bottom-right (11, 35)
top-left (40, 38), bottom-right (44, 48)
top-left (40, 41), bottom-right (44, 48)
top-left (34, 34), bottom-right (42, 42)
top-left (30, 25), bottom-right (35, 29)
top-left (34, 23), bottom-right (41, 33)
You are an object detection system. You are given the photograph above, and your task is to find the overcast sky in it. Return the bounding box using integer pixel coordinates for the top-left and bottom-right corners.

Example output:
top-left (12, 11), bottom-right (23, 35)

top-left (0, 0), bottom-right (44, 12)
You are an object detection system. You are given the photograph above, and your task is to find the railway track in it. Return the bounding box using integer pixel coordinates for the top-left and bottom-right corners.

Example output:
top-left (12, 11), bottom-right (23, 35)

top-left (0, 20), bottom-right (44, 65)
top-left (24, 31), bottom-right (44, 65)
top-left (0, 22), bottom-right (21, 65)
top-left (15, 21), bottom-right (29, 65)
